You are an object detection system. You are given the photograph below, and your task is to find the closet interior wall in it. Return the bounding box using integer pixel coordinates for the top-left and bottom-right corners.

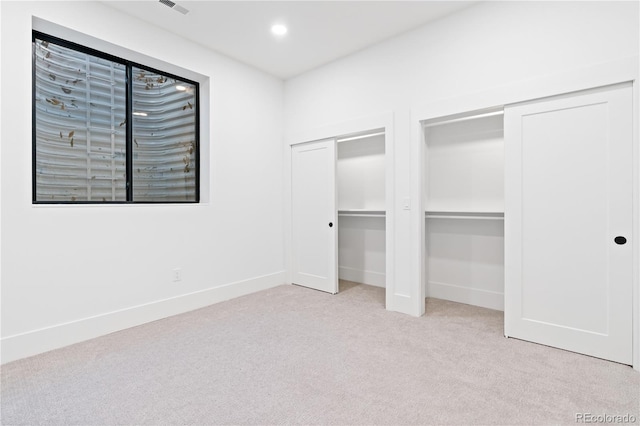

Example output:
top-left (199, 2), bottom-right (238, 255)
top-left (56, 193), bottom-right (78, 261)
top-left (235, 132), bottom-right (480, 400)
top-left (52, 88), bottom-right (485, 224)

top-left (423, 112), bottom-right (505, 310)
top-left (337, 132), bottom-right (386, 288)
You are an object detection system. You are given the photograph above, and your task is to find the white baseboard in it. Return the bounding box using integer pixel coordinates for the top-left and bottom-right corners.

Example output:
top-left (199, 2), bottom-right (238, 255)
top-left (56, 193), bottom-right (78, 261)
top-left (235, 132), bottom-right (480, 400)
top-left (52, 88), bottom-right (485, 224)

top-left (427, 280), bottom-right (504, 311)
top-left (339, 266), bottom-right (385, 288)
top-left (1, 271), bottom-right (285, 364)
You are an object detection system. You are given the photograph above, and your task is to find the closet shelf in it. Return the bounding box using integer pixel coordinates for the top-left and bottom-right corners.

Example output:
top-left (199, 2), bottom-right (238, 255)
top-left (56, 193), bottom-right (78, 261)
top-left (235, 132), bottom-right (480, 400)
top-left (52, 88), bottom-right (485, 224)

top-left (425, 211), bottom-right (504, 220)
top-left (338, 209), bottom-right (385, 218)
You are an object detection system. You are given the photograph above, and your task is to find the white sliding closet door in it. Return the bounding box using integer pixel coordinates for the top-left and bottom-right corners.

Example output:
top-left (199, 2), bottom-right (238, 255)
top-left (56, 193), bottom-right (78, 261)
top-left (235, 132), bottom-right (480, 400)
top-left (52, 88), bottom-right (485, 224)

top-left (504, 84), bottom-right (633, 364)
top-left (291, 139), bottom-right (338, 294)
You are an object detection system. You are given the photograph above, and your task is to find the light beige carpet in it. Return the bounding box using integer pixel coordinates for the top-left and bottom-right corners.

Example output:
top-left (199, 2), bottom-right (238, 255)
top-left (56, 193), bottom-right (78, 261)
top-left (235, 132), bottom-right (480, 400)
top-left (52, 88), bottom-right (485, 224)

top-left (2, 281), bottom-right (639, 425)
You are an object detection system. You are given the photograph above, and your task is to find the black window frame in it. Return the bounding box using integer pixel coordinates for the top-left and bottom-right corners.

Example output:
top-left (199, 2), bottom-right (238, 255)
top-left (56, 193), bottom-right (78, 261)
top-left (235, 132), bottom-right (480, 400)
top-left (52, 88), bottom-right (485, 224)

top-left (32, 30), bottom-right (200, 204)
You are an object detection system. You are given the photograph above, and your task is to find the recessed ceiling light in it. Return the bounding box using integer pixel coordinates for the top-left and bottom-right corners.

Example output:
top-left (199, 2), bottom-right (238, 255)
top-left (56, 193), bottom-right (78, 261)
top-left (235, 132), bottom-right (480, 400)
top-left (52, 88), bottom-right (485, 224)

top-left (176, 85), bottom-right (187, 91)
top-left (271, 24), bottom-right (288, 37)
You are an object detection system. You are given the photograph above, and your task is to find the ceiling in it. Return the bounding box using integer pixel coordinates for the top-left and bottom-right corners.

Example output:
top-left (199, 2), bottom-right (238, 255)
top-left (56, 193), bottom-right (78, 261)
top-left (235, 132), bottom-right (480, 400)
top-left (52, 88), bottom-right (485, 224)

top-left (103, 1), bottom-right (478, 80)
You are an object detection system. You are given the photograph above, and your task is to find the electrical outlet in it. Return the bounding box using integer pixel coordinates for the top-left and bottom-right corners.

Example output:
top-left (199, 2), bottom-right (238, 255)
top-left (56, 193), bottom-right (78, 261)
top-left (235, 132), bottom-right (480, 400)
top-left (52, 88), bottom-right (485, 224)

top-left (173, 268), bottom-right (182, 282)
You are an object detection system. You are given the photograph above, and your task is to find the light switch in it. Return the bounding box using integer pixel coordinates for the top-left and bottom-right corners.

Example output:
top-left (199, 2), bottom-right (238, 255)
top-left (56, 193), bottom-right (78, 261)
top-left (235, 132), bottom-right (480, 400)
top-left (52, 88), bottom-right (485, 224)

top-left (403, 197), bottom-right (411, 210)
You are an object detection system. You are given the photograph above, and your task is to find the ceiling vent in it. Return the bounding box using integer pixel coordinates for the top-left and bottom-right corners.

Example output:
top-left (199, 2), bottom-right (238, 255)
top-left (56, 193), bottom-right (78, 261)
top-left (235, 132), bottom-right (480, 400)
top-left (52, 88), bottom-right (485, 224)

top-left (158, 0), bottom-right (189, 15)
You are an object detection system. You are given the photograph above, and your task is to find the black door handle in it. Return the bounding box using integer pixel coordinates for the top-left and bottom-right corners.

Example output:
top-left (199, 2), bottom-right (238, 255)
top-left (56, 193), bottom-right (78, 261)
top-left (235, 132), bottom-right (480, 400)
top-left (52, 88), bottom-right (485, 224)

top-left (329, 222), bottom-right (333, 228)
top-left (614, 236), bottom-right (627, 245)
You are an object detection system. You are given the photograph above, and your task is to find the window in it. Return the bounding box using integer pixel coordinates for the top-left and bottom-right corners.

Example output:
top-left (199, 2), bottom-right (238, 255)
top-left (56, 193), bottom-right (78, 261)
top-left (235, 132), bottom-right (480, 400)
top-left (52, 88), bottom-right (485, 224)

top-left (32, 31), bottom-right (199, 203)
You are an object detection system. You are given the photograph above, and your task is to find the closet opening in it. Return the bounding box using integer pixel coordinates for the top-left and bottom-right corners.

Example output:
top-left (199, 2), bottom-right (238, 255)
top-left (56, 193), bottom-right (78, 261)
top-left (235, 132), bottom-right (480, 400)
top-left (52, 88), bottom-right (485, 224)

top-left (413, 73), bottom-right (636, 366)
top-left (422, 108), bottom-right (505, 312)
top-left (290, 124), bottom-right (391, 307)
top-left (337, 129), bottom-right (386, 299)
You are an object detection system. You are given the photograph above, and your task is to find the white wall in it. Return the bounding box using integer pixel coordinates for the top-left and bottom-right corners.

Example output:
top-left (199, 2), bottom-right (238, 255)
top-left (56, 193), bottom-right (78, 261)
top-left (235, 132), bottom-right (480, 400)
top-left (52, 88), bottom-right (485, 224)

top-left (1, 1), bottom-right (284, 362)
top-left (284, 1), bottom-right (639, 315)
top-left (424, 115), bottom-right (504, 213)
top-left (338, 216), bottom-right (385, 288)
top-left (337, 135), bottom-right (385, 210)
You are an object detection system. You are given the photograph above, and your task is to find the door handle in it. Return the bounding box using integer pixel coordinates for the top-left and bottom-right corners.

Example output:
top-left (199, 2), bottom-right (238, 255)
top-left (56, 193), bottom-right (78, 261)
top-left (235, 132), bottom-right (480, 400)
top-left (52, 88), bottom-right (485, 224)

top-left (614, 236), bottom-right (627, 245)
top-left (329, 222), bottom-right (333, 227)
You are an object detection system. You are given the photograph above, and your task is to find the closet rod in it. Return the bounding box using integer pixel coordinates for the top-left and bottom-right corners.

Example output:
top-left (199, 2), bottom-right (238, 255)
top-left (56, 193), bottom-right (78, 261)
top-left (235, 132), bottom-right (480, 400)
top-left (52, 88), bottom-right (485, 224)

top-left (423, 110), bottom-right (503, 128)
top-left (338, 209), bottom-right (385, 218)
top-left (425, 214), bottom-right (503, 220)
top-left (336, 131), bottom-right (385, 143)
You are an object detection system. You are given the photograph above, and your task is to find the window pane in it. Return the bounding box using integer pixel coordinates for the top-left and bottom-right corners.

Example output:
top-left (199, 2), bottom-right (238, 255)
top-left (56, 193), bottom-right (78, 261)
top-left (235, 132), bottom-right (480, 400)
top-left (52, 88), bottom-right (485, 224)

top-left (34, 38), bottom-right (127, 202)
top-left (132, 67), bottom-right (197, 202)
